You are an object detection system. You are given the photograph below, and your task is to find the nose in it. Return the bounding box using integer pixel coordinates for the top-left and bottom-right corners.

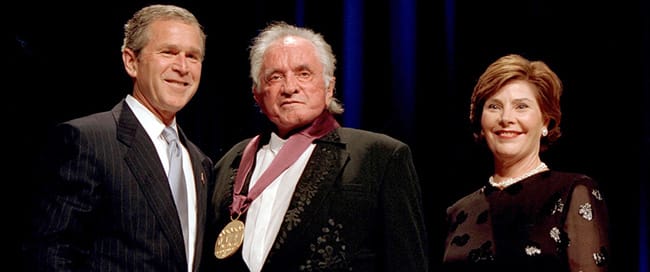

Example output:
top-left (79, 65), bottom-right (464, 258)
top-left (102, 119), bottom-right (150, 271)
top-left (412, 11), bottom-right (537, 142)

top-left (280, 74), bottom-right (299, 95)
top-left (171, 54), bottom-right (190, 74)
top-left (499, 108), bottom-right (515, 124)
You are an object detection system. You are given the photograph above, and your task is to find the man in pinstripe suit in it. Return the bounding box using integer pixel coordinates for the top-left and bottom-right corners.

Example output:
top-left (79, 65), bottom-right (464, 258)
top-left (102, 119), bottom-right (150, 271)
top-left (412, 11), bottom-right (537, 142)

top-left (22, 4), bottom-right (212, 271)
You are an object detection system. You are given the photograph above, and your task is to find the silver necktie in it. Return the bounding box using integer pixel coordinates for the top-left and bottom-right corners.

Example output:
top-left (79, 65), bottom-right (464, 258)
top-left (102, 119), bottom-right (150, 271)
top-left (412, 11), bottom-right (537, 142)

top-left (162, 127), bottom-right (189, 257)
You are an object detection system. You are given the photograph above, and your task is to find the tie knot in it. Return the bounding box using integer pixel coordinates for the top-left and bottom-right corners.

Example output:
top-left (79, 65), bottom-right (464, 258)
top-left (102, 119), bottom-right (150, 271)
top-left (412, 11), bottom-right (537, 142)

top-left (162, 127), bottom-right (179, 144)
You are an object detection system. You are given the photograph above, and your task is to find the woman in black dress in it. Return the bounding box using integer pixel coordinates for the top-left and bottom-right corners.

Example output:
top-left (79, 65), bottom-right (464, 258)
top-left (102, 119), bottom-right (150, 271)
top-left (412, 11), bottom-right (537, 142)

top-left (442, 54), bottom-right (610, 271)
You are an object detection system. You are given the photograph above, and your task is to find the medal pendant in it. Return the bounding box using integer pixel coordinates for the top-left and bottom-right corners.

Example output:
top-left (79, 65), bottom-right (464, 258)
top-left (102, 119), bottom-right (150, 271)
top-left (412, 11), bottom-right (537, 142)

top-left (214, 219), bottom-right (245, 259)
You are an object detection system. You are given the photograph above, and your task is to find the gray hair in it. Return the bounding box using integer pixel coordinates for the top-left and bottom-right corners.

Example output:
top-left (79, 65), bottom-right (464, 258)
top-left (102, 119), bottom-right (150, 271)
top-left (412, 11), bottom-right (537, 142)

top-left (121, 4), bottom-right (206, 59)
top-left (249, 21), bottom-right (343, 114)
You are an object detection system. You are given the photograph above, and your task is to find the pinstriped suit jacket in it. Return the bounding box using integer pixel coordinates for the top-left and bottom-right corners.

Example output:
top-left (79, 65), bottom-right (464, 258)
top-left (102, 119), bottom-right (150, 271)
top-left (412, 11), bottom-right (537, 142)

top-left (23, 100), bottom-right (213, 271)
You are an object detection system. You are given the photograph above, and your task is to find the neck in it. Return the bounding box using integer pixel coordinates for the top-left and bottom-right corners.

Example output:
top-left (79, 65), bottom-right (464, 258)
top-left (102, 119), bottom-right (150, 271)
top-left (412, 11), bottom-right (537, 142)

top-left (489, 161), bottom-right (549, 189)
top-left (274, 111), bottom-right (339, 139)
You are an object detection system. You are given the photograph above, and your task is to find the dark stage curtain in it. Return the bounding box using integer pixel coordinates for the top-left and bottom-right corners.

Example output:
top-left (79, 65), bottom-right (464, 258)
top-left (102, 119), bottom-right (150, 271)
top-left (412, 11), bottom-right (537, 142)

top-left (11, 0), bottom-right (648, 270)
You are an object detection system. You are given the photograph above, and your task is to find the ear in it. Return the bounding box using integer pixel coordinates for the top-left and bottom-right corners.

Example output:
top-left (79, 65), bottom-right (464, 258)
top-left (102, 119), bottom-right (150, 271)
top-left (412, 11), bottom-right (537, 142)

top-left (543, 116), bottom-right (553, 129)
top-left (252, 86), bottom-right (260, 104)
top-left (326, 76), bottom-right (336, 99)
top-left (122, 48), bottom-right (138, 78)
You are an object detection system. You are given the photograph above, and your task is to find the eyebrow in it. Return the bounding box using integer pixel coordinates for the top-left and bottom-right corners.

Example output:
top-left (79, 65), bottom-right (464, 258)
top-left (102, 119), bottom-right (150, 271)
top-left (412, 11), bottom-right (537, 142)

top-left (487, 97), bottom-right (535, 103)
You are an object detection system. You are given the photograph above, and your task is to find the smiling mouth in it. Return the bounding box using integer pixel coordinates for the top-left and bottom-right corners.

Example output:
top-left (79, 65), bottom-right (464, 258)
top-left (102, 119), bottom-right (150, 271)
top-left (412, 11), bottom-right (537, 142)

top-left (166, 79), bottom-right (189, 87)
top-left (496, 131), bottom-right (521, 137)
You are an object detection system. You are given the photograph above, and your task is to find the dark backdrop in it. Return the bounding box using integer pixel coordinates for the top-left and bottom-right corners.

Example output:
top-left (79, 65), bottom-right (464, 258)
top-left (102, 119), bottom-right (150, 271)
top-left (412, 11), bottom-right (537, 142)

top-left (11, 0), bottom-right (649, 271)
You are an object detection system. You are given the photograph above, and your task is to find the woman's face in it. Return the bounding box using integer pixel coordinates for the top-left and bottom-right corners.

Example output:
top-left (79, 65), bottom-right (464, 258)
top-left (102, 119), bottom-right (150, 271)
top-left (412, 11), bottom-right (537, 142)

top-left (480, 80), bottom-right (546, 163)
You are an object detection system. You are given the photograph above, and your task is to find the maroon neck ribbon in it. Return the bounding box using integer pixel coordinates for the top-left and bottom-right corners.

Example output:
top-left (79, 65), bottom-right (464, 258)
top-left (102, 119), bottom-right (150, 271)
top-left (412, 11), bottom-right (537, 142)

top-left (230, 111), bottom-right (340, 217)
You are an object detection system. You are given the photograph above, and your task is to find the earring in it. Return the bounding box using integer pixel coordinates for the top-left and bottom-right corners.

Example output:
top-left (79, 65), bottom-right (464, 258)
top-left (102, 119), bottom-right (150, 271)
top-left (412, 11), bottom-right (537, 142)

top-left (542, 127), bottom-right (548, 137)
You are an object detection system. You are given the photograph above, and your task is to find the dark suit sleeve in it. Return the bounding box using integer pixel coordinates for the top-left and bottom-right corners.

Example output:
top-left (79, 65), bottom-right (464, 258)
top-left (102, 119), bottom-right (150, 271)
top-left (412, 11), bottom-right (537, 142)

top-left (23, 123), bottom-right (99, 271)
top-left (380, 143), bottom-right (429, 272)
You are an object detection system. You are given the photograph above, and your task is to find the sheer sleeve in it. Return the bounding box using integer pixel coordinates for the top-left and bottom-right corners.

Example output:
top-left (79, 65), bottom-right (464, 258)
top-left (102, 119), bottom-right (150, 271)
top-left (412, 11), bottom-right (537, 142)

top-left (564, 179), bottom-right (610, 271)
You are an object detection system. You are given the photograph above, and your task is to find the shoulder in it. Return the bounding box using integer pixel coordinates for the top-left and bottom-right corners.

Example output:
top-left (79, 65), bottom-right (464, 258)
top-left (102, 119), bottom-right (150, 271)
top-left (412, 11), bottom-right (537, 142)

top-left (59, 101), bottom-right (126, 132)
top-left (335, 127), bottom-right (408, 148)
top-left (216, 137), bottom-right (255, 161)
top-left (542, 170), bottom-right (606, 201)
top-left (446, 187), bottom-right (487, 215)
top-left (213, 137), bottom-right (256, 182)
top-left (62, 111), bottom-right (114, 129)
top-left (326, 128), bottom-right (413, 160)
top-left (223, 137), bottom-right (254, 154)
top-left (49, 110), bottom-right (117, 145)
top-left (545, 170), bottom-right (600, 189)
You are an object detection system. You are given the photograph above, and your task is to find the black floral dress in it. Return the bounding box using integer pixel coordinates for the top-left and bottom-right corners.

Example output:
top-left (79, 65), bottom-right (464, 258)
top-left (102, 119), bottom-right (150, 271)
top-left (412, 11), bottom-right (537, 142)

top-left (442, 170), bottom-right (610, 271)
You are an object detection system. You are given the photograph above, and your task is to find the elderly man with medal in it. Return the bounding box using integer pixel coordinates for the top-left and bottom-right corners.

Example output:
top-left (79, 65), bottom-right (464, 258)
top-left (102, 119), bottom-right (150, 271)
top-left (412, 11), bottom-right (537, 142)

top-left (203, 21), bottom-right (429, 272)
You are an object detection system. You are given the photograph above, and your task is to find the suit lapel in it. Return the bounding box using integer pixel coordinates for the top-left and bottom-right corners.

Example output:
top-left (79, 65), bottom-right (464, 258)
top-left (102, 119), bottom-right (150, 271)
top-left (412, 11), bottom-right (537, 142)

top-left (267, 129), bottom-right (349, 260)
top-left (113, 101), bottom-right (187, 263)
top-left (178, 127), bottom-right (211, 269)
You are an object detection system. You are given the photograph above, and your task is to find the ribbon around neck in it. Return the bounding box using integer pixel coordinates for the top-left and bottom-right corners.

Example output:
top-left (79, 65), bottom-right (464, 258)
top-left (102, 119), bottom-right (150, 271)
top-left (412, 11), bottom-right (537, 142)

top-left (229, 111), bottom-right (340, 217)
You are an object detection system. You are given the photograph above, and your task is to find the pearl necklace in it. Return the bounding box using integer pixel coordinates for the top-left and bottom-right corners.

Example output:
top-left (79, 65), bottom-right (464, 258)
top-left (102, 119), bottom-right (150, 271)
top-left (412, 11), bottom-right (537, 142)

top-left (489, 162), bottom-right (549, 189)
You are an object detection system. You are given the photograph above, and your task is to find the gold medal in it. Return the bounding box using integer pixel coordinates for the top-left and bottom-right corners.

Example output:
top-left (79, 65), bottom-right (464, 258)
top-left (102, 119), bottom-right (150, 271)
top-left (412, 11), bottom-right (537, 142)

top-left (214, 219), bottom-right (245, 259)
